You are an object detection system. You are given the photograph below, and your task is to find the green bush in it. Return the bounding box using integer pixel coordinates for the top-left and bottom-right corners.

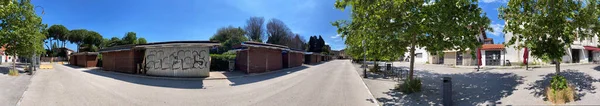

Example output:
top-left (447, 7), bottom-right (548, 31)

top-left (369, 63), bottom-right (381, 73)
top-left (8, 69), bottom-right (19, 76)
top-left (398, 78), bottom-right (422, 94)
top-left (210, 54), bottom-right (236, 71)
top-left (551, 75), bottom-right (568, 90)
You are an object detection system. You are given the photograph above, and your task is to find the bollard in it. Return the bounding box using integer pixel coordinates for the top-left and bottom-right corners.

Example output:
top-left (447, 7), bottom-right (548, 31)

top-left (442, 77), bottom-right (452, 106)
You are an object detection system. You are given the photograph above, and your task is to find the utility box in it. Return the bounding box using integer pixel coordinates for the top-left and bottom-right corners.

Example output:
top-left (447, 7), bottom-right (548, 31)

top-left (228, 60), bottom-right (235, 71)
top-left (442, 77), bottom-right (452, 106)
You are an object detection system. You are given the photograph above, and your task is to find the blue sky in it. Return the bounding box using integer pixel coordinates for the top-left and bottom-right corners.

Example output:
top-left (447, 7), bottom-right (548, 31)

top-left (32, 0), bottom-right (506, 51)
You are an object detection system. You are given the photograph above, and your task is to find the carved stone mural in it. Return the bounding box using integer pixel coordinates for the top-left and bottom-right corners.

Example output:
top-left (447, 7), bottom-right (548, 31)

top-left (144, 47), bottom-right (210, 77)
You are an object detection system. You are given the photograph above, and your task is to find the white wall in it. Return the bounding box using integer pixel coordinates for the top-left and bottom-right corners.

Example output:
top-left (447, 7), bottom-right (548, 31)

top-left (504, 32), bottom-right (544, 65)
top-left (144, 47), bottom-right (210, 77)
top-left (404, 47), bottom-right (429, 63)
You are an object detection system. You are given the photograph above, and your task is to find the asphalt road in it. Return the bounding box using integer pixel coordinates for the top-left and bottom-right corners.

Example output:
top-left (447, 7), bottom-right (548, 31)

top-left (18, 60), bottom-right (377, 106)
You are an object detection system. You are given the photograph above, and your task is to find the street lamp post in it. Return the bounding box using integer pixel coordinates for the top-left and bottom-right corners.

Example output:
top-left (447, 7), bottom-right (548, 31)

top-left (363, 40), bottom-right (367, 78)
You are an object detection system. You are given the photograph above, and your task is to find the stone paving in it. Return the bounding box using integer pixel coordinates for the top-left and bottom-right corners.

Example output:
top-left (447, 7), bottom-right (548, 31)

top-left (355, 61), bottom-right (600, 105)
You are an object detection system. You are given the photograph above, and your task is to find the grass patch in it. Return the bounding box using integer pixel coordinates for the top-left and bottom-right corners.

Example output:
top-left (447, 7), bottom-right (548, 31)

top-left (8, 69), bottom-right (19, 76)
top-left (546, 75), bottom-right (575, 104)
top-left (396, 78), bottom-right (422, 94)
top-left (546, 85), bottom-right (575, 104)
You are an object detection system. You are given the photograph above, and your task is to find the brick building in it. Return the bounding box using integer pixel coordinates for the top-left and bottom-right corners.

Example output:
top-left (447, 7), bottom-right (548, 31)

top-left (69, 52), bottom-right (98, 67)
top-left (99, 45), bottom-right (144, 74)
top-left (283, 49), bottom-right (304, 68)
top-left (235, 41), bottom-right (290, 74)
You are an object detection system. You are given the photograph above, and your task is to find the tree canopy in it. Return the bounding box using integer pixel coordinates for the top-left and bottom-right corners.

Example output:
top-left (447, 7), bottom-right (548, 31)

top-left (245, 17), bottom-right (265, 42)
top-left (137, 38), bottom-right (147, 44)
top-left (266, 18), bottom-right (292, 45)
top-left (121, 32), bottom-right (138, 45)
top-left (210, 26), bottom-right (248, 53)
top-left (500, 0), bottom-right (600, 73)
top-left (333, 0), bottom-right (490, 80)
top-left (47, 24), bottom-right (69, 48)
top-left (0, 0), bottom-right (47, 58)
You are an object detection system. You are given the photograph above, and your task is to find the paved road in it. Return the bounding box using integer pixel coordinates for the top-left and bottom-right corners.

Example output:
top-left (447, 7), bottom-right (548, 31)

top-left (19, 60), bottom-right (377, 106)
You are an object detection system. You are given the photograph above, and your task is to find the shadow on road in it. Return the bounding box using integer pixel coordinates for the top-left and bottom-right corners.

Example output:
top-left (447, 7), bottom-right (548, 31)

top-left (63, 64), bottom-right (87, 69)
top-left (592, 65), bottom-right (600, 71)
top-left (377, 70), bottom-right (524, 106)
top-left (0, 66), bottom-right (26, 75)
top-left (525, 69), bottom-right (600, 101)
top-left (227, 66), bottom-right (308, 86)
top-left (83, 69), bottom-right (205, 89)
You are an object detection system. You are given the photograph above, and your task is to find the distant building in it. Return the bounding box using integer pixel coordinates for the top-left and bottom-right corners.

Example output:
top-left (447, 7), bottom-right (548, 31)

top-left (0, 45), bottom-right (18, 64)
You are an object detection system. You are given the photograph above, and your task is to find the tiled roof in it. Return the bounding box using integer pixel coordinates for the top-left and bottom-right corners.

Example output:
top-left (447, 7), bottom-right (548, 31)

top-left (481, 44), bottom-right (504, 50)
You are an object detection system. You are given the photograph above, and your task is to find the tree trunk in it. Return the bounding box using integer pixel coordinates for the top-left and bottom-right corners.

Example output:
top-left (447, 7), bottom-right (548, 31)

top-left (12, 52), bottom-right (16, 71)
top-left (409, 34), bottom-right (416, 80)
top-left (556, 59), bottom-right (560, 74)
top-left (76, 43), bottom-right (80, 52)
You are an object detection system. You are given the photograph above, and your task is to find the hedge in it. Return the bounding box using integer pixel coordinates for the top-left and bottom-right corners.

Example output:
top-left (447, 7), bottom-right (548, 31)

top-left (210, 54), bottom-right (236, 71)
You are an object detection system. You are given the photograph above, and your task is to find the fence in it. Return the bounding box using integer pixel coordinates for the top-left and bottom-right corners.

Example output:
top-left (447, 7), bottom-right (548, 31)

top-left (40, 57), bottom-right (68, 62)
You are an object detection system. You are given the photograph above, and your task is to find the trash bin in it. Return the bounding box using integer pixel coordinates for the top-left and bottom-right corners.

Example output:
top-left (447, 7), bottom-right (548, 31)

top-left (442, 77), bottom-right (452, 106)
top-left (386, 63), bottom-right (392, 71)
top-left (228, 60), bottom-right (235, 72)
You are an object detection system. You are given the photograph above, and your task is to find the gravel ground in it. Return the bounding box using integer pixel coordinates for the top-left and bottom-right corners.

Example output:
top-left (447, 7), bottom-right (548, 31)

top-left (356, 61), bottom-right (600, 105)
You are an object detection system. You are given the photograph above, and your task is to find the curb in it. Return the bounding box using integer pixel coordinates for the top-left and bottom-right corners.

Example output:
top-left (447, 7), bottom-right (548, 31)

top-left (351, 63), bottom-right (381, 106)
top-left (58, 64), bottom-right (310, 81)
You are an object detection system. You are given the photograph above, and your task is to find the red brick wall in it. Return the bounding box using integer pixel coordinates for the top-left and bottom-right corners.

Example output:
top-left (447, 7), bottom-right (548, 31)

top-left (69, 55), bottom-right (77, 65)
top-left (289, 52), bottom-right (303, 67)
top-left (235, 50), bottom-right (248, 72)
top-left (102, 51), bottom-right (137, 73)
top-left (76, 55), bottom-right (84, 67)
top-left (74, 55), bottom-right (98, 67)
top-left (265, 48), bottom-right (282, 71)
top-left (85, 55), bottom-right (98, 67)
top-left (239, 47), bottom-right (283, 73)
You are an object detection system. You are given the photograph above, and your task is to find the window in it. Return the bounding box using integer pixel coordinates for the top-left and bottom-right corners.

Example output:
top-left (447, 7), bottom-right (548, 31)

top-left (415, 53), bottom-right (423, 58)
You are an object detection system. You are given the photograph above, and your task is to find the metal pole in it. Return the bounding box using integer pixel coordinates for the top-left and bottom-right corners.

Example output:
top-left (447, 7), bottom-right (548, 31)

top-left (363, 40), bottom-right (367, 78)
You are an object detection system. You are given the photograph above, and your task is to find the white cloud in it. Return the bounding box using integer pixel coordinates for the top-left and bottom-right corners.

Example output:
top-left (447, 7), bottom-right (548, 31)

top-left (325, 42), bottom-right (330, 45)
top-left (487, 24), bottom-right (504, 36)
top-left (330, 34), bottom-right (341, 38)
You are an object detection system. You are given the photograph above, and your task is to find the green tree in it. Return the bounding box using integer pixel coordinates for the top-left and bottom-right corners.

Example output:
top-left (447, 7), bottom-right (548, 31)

top-left (81, 31), bottom-right (102, 52)
top-left (0, 0), bottom-right (47, 70)
top-left (106, 37), bottom-right (121, 47)
top-left (266, 18), bottom-right (291, 45)
top-left (334, 0), bottom-right (490, 80)
top-left (137, 38), bottom-right (147, 44)
top-left (121, 32), bottom-right (138, 45)
top-left (245, 17), bottom-right (265, 42)
top-left (500, 0), bottom-right (600, 74)
top-left (47, 24), bottom-right (69, 47)
top-left (68, 29), bottom-right (89, 52)
top-left (210, 26), bottom-right (248, 53)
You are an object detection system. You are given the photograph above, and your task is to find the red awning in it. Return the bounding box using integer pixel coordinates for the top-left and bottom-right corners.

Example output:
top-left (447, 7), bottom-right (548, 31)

top-left (584, 46), bottom-right (600, 51)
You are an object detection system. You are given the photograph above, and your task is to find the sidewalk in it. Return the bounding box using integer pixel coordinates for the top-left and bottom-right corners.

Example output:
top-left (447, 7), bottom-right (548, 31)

top-left (355, 62), bottom-right (600, 105)
top-left (0, 64), bottom-right (33, 106)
